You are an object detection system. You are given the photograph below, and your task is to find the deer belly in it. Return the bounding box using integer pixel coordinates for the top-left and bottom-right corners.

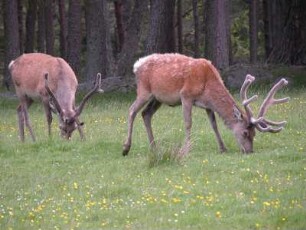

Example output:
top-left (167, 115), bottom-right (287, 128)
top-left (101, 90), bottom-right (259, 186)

top-left (194, 100), bottom-right (208, 109)
top-left (21, 87), bottom-right (41, 98)
top-left (153, 91), bottom-right (181, 105)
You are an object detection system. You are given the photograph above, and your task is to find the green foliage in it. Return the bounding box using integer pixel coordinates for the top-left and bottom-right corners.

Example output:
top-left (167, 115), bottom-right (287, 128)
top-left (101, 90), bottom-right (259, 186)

top-left (231, 9), bottom-right (249, 59)
top-left (231, 2), bottom-right (265, 62)
top-left (0, 90), bottom-right (305, 229)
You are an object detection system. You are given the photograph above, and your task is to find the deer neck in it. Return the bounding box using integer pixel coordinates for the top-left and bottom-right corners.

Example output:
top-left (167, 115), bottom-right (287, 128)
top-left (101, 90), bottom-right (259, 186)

top-left (204, 84), bottom-right (243, 130)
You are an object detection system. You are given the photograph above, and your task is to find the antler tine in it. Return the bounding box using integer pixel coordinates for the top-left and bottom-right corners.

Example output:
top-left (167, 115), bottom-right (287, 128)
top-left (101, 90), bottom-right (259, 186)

top-left (261, 118), bottom-right (287, 126)
top-left (44, 73), bottom-right (63, 117)
top-left (254, 123), bottom-right (284, 133)
top-left (253, 78), bottom-right (289, 133)
top-left (258, 78), bottom-right (290, 117)
top-left (75, 73), bottom-right (103, 117)
top-left (240, 74), bottom-right (258, 121)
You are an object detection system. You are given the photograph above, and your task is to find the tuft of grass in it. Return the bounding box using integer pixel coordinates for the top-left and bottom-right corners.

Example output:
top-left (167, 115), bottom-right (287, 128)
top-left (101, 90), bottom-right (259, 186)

top-left (147, 143), bottom-right (184, 168)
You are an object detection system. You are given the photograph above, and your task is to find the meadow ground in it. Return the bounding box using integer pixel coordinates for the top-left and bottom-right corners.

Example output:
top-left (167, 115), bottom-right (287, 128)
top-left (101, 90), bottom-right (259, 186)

top-left (0, 86), bottom-right (305, 229)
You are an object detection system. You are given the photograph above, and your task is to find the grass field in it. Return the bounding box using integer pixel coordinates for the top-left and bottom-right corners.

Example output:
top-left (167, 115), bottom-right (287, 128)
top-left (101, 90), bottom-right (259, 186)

top-left (0, 86), bottom-right (305, 229)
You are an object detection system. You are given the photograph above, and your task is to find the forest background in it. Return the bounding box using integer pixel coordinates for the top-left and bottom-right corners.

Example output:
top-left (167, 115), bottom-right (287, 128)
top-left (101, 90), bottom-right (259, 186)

top-left (1, 0), bottom-right (306, 91)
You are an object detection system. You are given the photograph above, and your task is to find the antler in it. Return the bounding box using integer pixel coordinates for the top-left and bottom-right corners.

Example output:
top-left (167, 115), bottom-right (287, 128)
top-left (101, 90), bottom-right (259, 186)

top-left (75, 73), bottom-right (103, 117)
top-left (44, 73), bottom-right (64, 117)
top-left (240, 75), bottom-right (290, 133)
top-left (255, 78), bottom-right (290, 132)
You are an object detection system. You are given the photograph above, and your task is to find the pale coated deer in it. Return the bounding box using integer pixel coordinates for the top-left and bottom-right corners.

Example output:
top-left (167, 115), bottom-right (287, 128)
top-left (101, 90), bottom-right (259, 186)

top-left (122, 53), bottom-right (289, 155)
top-left (9, 53), bottom-right (102, 142)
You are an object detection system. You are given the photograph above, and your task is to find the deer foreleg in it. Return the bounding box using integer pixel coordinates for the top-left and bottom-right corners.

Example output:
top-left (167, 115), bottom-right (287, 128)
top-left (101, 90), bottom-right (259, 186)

top-left (43, 101), bottom-right (53, 136)
top-left (206, 109), bottom-right (227, 153)
top-left (141, 98), bottom-right (161, 150)
top-left (17, 104), bottom-right (25, 142)
top-left (23, 102), bottom-right (35, 142)
top-left (180, 97), bottom-right (193, 156)
top-left (75, 118), bottom-right (84, 140)
top-left (123, 97), bottom-right (149, 156)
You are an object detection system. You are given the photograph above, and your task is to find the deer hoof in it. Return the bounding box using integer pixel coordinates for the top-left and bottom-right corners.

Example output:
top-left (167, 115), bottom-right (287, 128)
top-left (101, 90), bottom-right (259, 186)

top-left (122, 145), bottom-right (130, 156)
top-left (220, 147), bottom-right (227, 153)
top-left (122, 149), bottom-right (129, 156)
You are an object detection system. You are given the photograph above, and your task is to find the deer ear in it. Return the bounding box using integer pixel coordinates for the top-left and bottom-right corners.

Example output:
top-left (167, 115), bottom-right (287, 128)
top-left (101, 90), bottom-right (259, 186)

top-left (233, 106), bottom-right (243, 121)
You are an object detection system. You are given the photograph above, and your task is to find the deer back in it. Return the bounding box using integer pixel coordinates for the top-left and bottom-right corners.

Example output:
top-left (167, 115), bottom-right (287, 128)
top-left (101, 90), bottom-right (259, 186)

top-left (134, 54), bottom-right (235, 109)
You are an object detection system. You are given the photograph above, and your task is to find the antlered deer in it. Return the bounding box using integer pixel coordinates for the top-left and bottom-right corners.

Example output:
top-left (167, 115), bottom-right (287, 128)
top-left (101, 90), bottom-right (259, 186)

top-left (9, 53), bottom-right (102, 142)
top-left (122, 53), bottom-right (289, 155)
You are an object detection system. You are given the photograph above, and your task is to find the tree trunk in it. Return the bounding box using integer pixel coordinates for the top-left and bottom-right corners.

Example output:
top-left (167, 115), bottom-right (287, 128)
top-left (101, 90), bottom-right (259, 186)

top-left (249, 0), bottom-right (258, 63)
top-left (227, 0), bottom-right (232, 65)
top-left (205, 0), bottom-right (229, 70)
top-left (25, 0), bottom-right (37, 53)
top-left (67, 0), bottom-right (82, 77)
top-left (121, 0), bottom-right (132, 27)
top-left (37, 0), bottom-right (46, 53)
top-left (17, 0), bottom-right (23, 53)
top-left (146, 0), bottom-right (176, 54)
top-left (58, 0), bottom-right (67, 58)
top-left (3, 0), bottom-right (20, 89)
top-left (192, 0), bottom-right (200, 57)
top-left (85, 0), bottom-right (113, 82)
top-left (265, 0), bottom-right (306, 64)
top-left (114, 0), bottom-right (124, 53)
top-left (177, 0), bottom-right (183, 53)
top-left (44, 0), bottom-right (54, 55)
top-left (116, 0), bottom-right (149, 78)
top-left (262, 0), bottom-right (269, 59)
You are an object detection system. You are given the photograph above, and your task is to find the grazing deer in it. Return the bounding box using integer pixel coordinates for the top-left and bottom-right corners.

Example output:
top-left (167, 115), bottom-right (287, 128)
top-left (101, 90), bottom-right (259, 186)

top-left (122, 53), bottom-right (289, 155)
top-left (9, 53), bottom-right (102, 142)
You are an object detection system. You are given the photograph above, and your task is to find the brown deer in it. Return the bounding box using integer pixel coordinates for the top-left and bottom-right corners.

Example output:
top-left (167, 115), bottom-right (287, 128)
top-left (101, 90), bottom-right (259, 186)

top-left (122, 53), bottom-right (289, 155)
top-left (9, 53), bottom-right (102, 142)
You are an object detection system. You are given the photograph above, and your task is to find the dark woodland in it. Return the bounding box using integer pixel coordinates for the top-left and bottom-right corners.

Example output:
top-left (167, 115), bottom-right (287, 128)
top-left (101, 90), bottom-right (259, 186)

top-left (1, 0), bottom-right (306, 90)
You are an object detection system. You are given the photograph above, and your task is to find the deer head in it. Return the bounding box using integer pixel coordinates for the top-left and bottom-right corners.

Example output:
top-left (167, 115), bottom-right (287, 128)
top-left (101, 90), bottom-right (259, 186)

top-left (45, 72), bottom-right (102, 139)
top-left (235, 74), bottom-right (290, 152)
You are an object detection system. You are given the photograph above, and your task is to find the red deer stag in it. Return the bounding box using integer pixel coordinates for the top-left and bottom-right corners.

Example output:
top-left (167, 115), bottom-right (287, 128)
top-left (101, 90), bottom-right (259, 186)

top-left (122, 53), bottom-right (289, 155)
top-left (9, 53), bottom-right (102, 142)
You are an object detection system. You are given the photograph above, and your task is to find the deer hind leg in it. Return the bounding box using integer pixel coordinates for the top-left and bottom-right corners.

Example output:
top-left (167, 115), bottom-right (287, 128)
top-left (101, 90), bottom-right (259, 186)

top-left (141, 98), bottom-right (161, 150)
top-left (206, 109), bottom-right (227, 153)
top-left (122, 96), bottom-right (151, 156)
top-left (180, 96), bottom-right (193, 156)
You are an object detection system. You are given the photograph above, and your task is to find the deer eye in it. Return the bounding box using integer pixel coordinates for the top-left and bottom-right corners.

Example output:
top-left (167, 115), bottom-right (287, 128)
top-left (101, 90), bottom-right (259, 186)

top-left (243, 130), bottom-right (249, 138)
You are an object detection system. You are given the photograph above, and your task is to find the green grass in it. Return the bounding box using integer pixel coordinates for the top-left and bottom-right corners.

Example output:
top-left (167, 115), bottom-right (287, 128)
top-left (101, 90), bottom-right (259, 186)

top-left (0, 88), bottom-right (305, 229)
